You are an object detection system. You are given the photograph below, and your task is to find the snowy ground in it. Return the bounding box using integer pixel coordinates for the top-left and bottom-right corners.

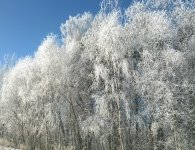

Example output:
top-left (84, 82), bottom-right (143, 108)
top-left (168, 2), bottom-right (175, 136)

top-left (0, 146), bottom-right (20, 150)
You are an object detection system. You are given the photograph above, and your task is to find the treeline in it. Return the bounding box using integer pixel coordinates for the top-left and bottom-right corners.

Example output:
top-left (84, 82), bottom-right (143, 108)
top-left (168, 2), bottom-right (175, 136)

top-left (0, 0), bottom-right (195, 149)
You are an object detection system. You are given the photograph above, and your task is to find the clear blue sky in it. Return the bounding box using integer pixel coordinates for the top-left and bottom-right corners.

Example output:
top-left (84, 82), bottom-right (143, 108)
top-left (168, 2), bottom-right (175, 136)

top-left (0, 0), bottom-right (132, 62)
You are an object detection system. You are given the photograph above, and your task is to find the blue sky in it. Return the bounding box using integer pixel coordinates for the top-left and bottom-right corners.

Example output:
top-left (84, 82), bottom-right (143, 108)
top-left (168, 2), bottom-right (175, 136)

top-left (0, 0), bottom-right (132, 62)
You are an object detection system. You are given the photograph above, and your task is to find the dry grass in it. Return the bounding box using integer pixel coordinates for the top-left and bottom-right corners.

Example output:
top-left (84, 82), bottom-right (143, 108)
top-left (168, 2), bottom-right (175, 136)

top-left (0, 138), bottom-right (28, 150)
top-left (0, 138), bottom-right (13, 148)
top-left (54, 145), bottom-right (75, 150)
top-left (19, 144), bottom-right (27, 150)
top-left (0, 139), bottom-right (74, 150)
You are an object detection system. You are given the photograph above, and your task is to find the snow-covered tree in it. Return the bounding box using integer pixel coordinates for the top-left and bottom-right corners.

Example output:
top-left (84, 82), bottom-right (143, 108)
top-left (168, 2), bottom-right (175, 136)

top-left (0, 0), bottom-right (195, 149)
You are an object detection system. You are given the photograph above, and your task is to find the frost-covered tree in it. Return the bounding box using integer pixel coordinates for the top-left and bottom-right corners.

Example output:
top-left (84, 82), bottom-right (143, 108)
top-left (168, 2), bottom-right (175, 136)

top-left (0, 0), bottom-right (195, 150)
